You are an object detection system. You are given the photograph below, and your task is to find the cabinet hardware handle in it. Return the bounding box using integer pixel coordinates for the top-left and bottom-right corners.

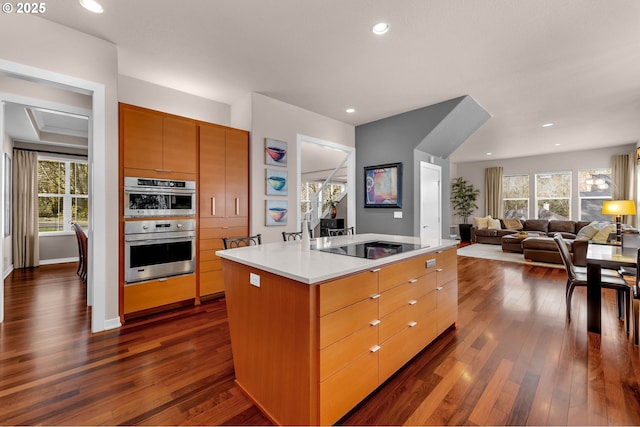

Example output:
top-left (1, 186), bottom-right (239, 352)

top-left (211, 197), bottom-right (216, 216)
top-left (408, 300), bottom-right (417, 305)
top-left (436, 250), bottom-right (443, 254)
top-left (235, 198), bottom-right (240, 215)
top-left (370, 293), bottom-right (381, 299)
top-left (408, 321), bottom-right (417, 327)
top-left (154, 169), bottom-right (171, 172)
top-left (370, 268), bottom-right (381, 273)
top-left (370, 319), bottom-right (381, 326)
top-left (436, 286), bottom-right (444, 291)
top-left (436, 268), bottom-right (443, 272)
top-left (369, 345), bottom-right (381, 353)
top-left (158, 277), bottom-right (168, 282)
top-left (408, 278), bottom-right (418, 283)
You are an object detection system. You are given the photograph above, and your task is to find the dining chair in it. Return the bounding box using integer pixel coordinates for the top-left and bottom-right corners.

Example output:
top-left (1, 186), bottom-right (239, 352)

top-left (222, 234), bottom-right (262, 249)
top-left (282, 229), bottom-right (313, 241)
top-left (619, 233), bottom-right (640, 276)
top-left (328, 227), bottom-right (354, 236)
top-left (71, 222), bottom-right (87, 283)
top-left (553, 233), bottom-right (629, 328)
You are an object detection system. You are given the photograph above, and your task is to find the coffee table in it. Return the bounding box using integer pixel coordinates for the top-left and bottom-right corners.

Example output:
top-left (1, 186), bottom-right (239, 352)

top-left (501, 232), bottom-right (544, 253)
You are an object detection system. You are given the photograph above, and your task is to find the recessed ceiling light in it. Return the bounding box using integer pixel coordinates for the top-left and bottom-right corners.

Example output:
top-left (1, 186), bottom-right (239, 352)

top-left (486, 152), bottom-right (493, 156)
top-left (345, 108), bottom-right (355, 114)
top-left (555, 143), bottom-right (561, 146)
top-left (372, 22), bottom-right (390, 35)
top-left (79, 0), bottom-right (103, 13)
top-left (542, 122), bottom-right (555, 128)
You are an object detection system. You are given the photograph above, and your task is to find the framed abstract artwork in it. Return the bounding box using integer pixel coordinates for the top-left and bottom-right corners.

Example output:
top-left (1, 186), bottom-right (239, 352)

top-left (265, 138), bottom-right (287, 166)
top-left (364, 162), bottom-right (402, 208)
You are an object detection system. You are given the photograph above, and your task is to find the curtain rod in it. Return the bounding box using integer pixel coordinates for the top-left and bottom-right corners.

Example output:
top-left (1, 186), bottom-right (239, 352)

top-left (14, 147), bottom-right (88, 158)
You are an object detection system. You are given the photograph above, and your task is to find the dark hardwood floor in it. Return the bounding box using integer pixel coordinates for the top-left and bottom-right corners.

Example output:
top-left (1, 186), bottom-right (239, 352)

top-left (1, 257), bottom-right (640, 425)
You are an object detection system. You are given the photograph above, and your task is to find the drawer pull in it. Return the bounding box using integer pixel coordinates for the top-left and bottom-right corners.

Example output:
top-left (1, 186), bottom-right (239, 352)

top-left (436, 268), bottom-right (444, 272)
top-left (235, 198), bottom-right (240, 215)
top-left (408, 300), bottom-right (417, 305)
top-left (370, 268), bottom-right (381, 273)
top-left (370, 293), bottom-right (381, 299)
top-left (436, 286), bottom-right (444, 291)
top-left (436, 250), bottom-right (443, 254)
top-left (370, 319), bottom-right (381, 326)
top-left (211, 197), bottom-right (216, 215)
top-left (408, 279), bottom-right (418, 283)
top-left (408, 321), bottom-right (417, 327)
top-left (370, 345), bottom-right (381, 353)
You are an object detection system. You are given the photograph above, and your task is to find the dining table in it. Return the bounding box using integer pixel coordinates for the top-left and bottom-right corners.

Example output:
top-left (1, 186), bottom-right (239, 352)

top-left (586, 243), bottom-right (636, 334)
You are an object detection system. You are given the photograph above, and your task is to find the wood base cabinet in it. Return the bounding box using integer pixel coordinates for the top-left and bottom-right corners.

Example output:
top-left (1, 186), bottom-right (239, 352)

top-left (222, 246), bottom-right (458, 426)
top-left (123, 274), bottom-right (196, 315)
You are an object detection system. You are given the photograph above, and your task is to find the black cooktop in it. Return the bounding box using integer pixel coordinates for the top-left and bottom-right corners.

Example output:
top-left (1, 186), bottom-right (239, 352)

top-left (317, 241), bottom-right (427, 259)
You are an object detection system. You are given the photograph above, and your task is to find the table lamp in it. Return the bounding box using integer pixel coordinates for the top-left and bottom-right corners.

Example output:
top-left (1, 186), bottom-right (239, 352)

top-left (602, 200), bottom-right (636, 244)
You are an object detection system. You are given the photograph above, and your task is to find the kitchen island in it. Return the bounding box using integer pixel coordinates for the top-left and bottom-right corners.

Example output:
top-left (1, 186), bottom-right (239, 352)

top-left (217, 233), bottom-right (458, 425)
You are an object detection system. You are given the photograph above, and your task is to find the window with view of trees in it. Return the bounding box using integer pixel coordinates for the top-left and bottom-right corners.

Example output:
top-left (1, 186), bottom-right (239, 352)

top-left (503, 174), bottom-right (529, 219)
top-left (37, 159), bottom-right (88, 233)
top-left (578, 168), bottom-right (611, 221)
top-left (535, 172), bottom-right (571, 220)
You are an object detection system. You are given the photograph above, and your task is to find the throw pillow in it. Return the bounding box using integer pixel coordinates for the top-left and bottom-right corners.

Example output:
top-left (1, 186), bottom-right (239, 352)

top-left (473, 216), bottom-right (491, 230)
top-left (503, 218), bottom-right (523, 230)
top-left (592, 224), bottom-right (616, 244)
top-left (575, 222), bottom-right (601, 241)
top-left (488, 218), bottom-right (501, 230)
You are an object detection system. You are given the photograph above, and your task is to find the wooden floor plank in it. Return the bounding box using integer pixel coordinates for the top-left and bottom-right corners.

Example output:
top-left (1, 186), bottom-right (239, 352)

top-left (2, 258), bottom-right (640, 425)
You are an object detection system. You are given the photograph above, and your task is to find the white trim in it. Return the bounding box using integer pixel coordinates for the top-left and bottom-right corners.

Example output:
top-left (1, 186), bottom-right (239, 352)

top-left (104, 317), bottom-right (122, 330)
top-left (0, 58), bottom-right (108, 333)
top-left (3, 265), bottom-right (13, 280)
top-left (39, 257), bottom-right (78, 265)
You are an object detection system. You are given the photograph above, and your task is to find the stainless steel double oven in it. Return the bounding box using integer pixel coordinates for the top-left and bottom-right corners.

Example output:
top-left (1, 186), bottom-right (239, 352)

top-left (123, 177), bottom-right (196, 284)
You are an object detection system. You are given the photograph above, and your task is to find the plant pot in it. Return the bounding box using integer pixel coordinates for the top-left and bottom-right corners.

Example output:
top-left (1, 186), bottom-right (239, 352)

top-left (459, 223), bottom-right (472, 242)
top-left (330, 204), bottom-right (337, 219)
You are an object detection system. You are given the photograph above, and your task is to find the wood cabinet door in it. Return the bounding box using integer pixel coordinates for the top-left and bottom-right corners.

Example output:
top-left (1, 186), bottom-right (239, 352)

top-left (199, 124), bottom-right (227, 218)
top-left (163, 115), bottom-right (196, 174)
top-left (121, 105), bottom-right (163, 171)
top-left (225, 129), bottom-right (249, 217)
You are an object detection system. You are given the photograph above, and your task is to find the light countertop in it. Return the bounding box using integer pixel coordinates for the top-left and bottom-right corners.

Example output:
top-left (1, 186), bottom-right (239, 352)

top-left (216, 233), bottom-right (458, 284)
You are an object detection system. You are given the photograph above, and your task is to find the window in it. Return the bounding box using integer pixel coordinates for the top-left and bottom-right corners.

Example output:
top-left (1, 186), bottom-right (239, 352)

top-left (578, 168), bottom-right (611, 221)
top-left (38, 158), bottom-right (88, 233)
top-left (503, 174), bottom-right (529, 219)
top-left (535, 172), bottom-right (571, 220)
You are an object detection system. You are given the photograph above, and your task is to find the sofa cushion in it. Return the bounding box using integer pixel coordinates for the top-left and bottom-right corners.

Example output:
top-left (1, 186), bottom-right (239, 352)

top-left (502, 218), bottom-right (523, 230)
top-left (523, 219), bottom-right (549, 233)
top-left (475, 228), bottom-right (498, 237)
top-left (548, 220), bottom-right (575, 234)
top-left (575, 222), bottom-right (601, 240)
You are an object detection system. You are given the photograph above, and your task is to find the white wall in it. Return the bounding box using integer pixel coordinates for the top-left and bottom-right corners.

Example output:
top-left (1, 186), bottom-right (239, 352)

top-left (451, 143), bottom-right (637, 222)
top-left (3, 131), bottom-right (11, 277)
top-left (0, 14), bottom-right (119, 331)
top-left (250, 93), bottom-right (355, 242)
top-left (118, 75), bottom-right (231, 125)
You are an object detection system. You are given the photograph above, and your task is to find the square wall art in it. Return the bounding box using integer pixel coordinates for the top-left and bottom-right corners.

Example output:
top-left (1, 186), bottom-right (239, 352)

top-left (265, 138), bottom-right (287, 166)
top-left (265, 200), bottom-right (288, 226)
top-left (266, 169), bottom-right (288, 195)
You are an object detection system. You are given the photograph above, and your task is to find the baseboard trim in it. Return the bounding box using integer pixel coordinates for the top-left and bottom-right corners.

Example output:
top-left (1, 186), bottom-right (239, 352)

top-left (3, 265), bottom-right (13, 279)
top-left (103, 317), bottom-right (122, 331)
top-left (39, 257), bottom-right (78, 266)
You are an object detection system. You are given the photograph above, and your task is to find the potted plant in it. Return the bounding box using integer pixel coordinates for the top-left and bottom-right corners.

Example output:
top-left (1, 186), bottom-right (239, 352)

top-left (450, 177), bottom-right (479, 242)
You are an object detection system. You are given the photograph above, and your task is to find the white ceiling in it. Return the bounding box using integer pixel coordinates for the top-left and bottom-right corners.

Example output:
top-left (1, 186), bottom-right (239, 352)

top-left (38, 0), bottom-right (640, 163)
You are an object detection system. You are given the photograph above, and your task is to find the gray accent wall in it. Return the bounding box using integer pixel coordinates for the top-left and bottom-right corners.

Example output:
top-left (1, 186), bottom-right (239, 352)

top-left (356, 96), bottom-right (489, 237)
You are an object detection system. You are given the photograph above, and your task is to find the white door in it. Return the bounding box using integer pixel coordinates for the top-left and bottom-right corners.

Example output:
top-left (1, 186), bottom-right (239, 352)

top-left (420, 161), bottom-right (441, 240)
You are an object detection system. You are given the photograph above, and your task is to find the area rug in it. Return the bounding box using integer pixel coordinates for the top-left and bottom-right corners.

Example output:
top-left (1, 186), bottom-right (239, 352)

top-left (457, 243), bottom-right (563, 269)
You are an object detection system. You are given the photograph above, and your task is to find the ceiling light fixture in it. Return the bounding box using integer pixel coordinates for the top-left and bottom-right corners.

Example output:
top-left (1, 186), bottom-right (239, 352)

top-left (79, 0), bottom-right (103, 13)
top-left (486, 152), bottom-right (493, 156)
top-left (345, 108), bottom-right (355, 113)
top-left (372, 22), bottom-right (390, 35)
top-left (542, 122), bottom-right (554, 128)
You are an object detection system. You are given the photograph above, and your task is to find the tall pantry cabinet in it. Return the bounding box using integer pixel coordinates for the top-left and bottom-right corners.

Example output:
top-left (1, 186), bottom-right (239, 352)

top-left (198, 123), bottom-right (250, 297)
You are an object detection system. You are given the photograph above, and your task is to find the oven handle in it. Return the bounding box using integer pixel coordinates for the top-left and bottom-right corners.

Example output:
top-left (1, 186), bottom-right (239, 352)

top-left (124, 187), bottom-right (196, 195)
top-left (125, 234), bottom-right (195, 244)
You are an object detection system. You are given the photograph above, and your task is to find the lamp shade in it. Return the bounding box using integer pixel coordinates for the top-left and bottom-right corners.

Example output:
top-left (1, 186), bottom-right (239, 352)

top-left (602, 200), bottom-right (637, 216)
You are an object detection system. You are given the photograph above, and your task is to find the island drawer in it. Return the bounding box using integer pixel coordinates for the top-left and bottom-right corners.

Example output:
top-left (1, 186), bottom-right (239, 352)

top-left (379, 254), bottom-right (436, 292)
top-left (378, 309), bottom-right (438, 382)
top-left (319, 323), bottom-right (378, 381)
top-left (319, 349), bottom-right (379, 426)
top-left (379, 290), bottom-right (436, 342)
top-left (436, 282), bottom-right (458, 334)
top-left (320, 297), bottom-right (378, 349)
top-left (379, 273), bottom-right (436, 317)
top-left (318, 270), bottom-right (378, 316)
